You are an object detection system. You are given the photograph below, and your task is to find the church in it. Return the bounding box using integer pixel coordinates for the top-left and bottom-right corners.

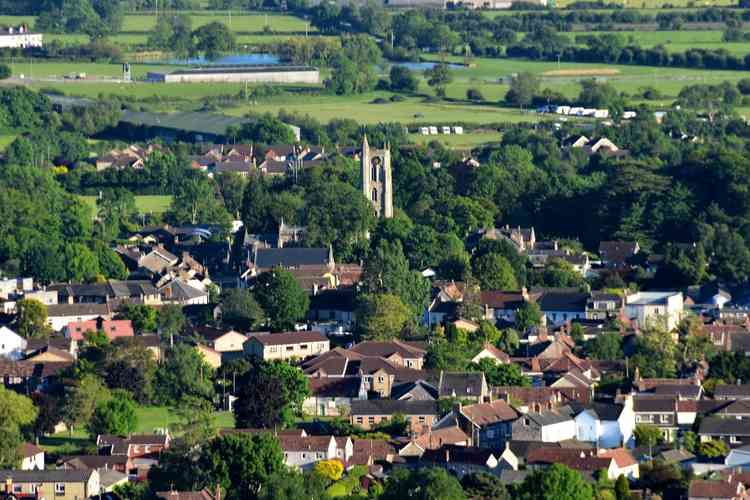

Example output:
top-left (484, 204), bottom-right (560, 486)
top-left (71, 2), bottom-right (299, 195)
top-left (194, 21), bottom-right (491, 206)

top-left (361, 136), bottom-right (393, 219)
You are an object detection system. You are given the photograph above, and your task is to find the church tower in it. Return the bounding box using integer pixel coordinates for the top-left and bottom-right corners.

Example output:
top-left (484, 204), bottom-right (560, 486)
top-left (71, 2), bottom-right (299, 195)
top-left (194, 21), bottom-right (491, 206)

top-left (361, 135), bottom-right (393, 219)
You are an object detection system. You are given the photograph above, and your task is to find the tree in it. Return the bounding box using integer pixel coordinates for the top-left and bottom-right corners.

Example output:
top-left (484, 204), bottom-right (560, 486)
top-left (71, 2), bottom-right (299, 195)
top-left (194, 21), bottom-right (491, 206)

top-left (0, 64), bottom-right (11, 80)
top-left (361, 239), bottom-right (430, 316)
top-left (505, 72), bottom-right (539, 108)
top-left (87, 389), bottom-right (138, 437)
top-left (63, 243), bottom-right (99, 282)
top-left (497, 328), bottom-right (520, 354)
top-left (614, 475), bottom-right (630, 500)
top-left (697, 439), bottom-right (729, 458)
top-left (630, 324), bottom-right (677, 378)
top-left (233, 359), bottom-right (309, 428)
top-left (314, 459), bottom-right (344, 481)
top-left (578, 79), bottom-right (624, 118)
top-left (168, 175), bottom-right (231, 230)
top-left (634, 424), bottom-right (662, 457)
top-left (15, 299), bottom-right (51, 339)
top-left (94, 241), bottom-right (128, 280)
top-left (356, 293), bottom-right (411, 341)
top-left (0, 386), bottom-right (37, 468)
top-left (193, 21), bottom-right (235, 60)
top-left (470, 358), bottom-right (531, 387)
top-left (199, 433), bottom-right (285, 500)
top-left (424, 63), bottom-right (453, 98)
top-left (254, 268), bottom-right (309, 331)
top-left (158, 304), bottom-right (186, 347)
top-left (517, 464), bottom-right (594, 500)
top-left (240, 174), bottom-right (274, 234)
top-left (155, 344), bottom-right (215, 405)
top-left (382, 467), bottom-right (467, 500)
top-left (461, 472), bottom-right (509, 500)
top-left (473, 253), bottom-right (518, 290)
top-left (390, 65), bottom-right (419, 93)
top-left (62, 374), bottom-right (110, 434)
top-left (237, 114), bottom-right (295, 144)
top-left (515, 302), bottom-right (542, 332)
top-left (258, 470), bottom-right (330, 500)
top-left (103, 338), bottom-right (158, 404)
top-left (586, 333), bottom-right (624, 360)
top-left (221, 288), bottom-right (264, 331)
top-left (117, 304), bottom-right (158, 334)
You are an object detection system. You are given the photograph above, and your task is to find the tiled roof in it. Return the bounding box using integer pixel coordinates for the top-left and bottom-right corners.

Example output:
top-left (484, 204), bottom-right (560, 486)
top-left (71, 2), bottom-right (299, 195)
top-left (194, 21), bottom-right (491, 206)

top-left (255, 248), bottom-right (329, 269)
top-left (278, 435), bottom-right (333, 452)
top-left (157, 490), bottom-right (215, 500)
top-left (688, 479), bottom-right (741, 499)
top-left (438, 372), bottom-right (485, 398)
top-left (18, 442), bottom-right (43, 458)
top-left (699, 416), bottom-right (750, 436)
top-left (715, 384), bottom-right (750, 398)
top-left (460, 400), bottom-right (519, 426)
top-left (351, 399), bottom-right (437, 416)
top-left (633, 396), bottom-right (676, 413)
top-left (597, 448), bottom-right (637, 467)
top-left (423, 445), bottom-right (495, 466)
top-left (479, 291), bottom-right (526, 309)
top-left (414, 426), bottom-right (470, 450)
top-left (527, 448), bottom-right (612, 471)
top-left (66, 320), bottom-right (134, 341)
top-left (349, 340), bottom-right (426, 359)
top-left (308, 377), bottom-right (362, 398)
top-left (0, 470), bottom-right (94, 483)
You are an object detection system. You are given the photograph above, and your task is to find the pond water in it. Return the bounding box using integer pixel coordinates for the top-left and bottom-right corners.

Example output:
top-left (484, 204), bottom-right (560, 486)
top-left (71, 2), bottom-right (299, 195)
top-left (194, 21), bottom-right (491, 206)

top-left (166, 53), bottom-right (281, 66)
top-left (390, 61), bottom-right (466, 71)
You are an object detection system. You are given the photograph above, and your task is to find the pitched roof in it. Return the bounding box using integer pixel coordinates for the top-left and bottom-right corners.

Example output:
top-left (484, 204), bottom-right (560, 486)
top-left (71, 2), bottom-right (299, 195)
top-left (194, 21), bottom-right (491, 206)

top-left (0, 470), bottom-right (95, 483)
top-left (66, 320), bottom-right (134, 341)
top-left (523, 406), bottom-right (576, 426)
top-left (699, 417), bottom-right (750, 436)
top-left (159, 280), bottom-right (207, 301)
top-left (688, 480), bottom-right (742, 499)
top-left (526, 448), bottom-right (612, 471)
top-left (422, 445), bottom-right (496, 466)
top-left (46, 303), bottom-right (111, 318)
top-left (585, 402), bottom-right (624, 421)
top-left (156, 491), bottom-right (215, 500)
top-left (537, 291), bottom-right (589, 312)
top-left (350, 399), bottom-right (438, 416)
top-left (439, 372), bottom-right (485, 398)
top-left (598, 241), bottom-right (638, 264)
top-left (18, 443), bottom-right (43, 458)
top-left (475, 343), bottom-right (511, 363)
top-left (255, 248), bottom-right (329, 269)
top-left (715, 384), bottom-right (750, 399)
top-left (308, 377), bottom-right (362, 398)
top-left (349, 340), bottom-right (426, 359)
top-left (413, 426), bottom-right (470, 450)
top-left (277, 435), bottom-right (334, 453)
top-left (633, 396), bottom-right (676, 413)
top-left (248, 331), bottom-right (327, 347)
top-left (59, 455), bottom-right (128, 469)
top-left (597, 448), bottom-right (637, 468)
top-left (460, 400), bottom-right (519, 426)
top-left (479, 291), bottom-right (526, 309)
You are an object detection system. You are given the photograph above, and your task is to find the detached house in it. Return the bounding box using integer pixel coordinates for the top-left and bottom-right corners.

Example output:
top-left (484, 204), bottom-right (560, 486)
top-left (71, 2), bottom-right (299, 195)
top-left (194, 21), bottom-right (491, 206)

top-left (574, 398), bottom-right (636, 448)
top-left (599, 241), bottom-right (640, 269)
top-left (435, 400), bottom-right (519, 449)
top-left (437, 372), bottom-right (490, 403)
top-left (510, 406), bottom-right (577, 443)
top-left (625, 291), bottom-right (684, 331)
top-left (278, 435), bottom-right (352, 470)
top-left (0, 327), bottom-right (26, 360)
top-left (350, 400), bottom-right (438, 433)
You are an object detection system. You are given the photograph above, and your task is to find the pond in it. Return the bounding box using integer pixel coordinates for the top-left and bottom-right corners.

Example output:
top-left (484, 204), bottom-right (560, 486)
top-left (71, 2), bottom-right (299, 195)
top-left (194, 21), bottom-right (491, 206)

top-left (165, 53), bottom-right (281, 66)
top-left (390, 61), bottom-right (466, 71)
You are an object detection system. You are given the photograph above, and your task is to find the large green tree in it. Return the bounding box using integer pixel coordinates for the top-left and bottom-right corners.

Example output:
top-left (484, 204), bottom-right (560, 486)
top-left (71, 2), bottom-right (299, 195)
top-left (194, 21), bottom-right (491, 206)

top-left (87, 389), bottom-right (138, 437)
top-left (382, 467), bottom-right (466, 500)
top-left (155, 344), bottom-right (215, 405)
top-left (254, 268), bottom-right (309, 331)
top-left (355, 293), bottom-right (411, 341)
top-left (517, 464), bottom-right (594, 500)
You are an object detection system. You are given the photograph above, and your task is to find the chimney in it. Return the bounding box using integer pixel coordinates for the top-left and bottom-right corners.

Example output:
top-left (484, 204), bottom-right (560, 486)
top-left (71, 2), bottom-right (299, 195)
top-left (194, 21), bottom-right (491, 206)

top-left (445, 449), bottom-right (450, 463)
top-left (5, 478), bottom-right (12, 494)
top-left (215, 484), bottom-right (221, 500)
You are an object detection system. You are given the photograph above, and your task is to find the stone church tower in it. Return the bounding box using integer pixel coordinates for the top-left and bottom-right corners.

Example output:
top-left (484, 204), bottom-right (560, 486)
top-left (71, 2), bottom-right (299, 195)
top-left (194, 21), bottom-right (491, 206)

top-left (361, 135), bottom-right (393, 218)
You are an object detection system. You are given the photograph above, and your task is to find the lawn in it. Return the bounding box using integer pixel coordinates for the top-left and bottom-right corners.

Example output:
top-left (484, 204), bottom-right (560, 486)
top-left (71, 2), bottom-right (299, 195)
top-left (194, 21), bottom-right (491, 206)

top-left (410, 129), bottom-right (503, 149)
top-left (123, 12), bottom-right (314, 33)
top-left (6, 61), bottom-right (178, 79)
top-left (78, 195), bottom-right (173, 215)
top-left (38, 407), bottom-right (235, 456)
top-left (0, 133), bottom-right (17, 151)
top-left (569, 30), bottom-right (750, 55)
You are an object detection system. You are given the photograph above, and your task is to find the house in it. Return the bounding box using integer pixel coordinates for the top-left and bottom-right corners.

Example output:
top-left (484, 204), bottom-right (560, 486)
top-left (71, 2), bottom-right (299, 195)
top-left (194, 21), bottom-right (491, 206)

top-left (434, 400), bottom-right (519, 449)
top-left (421, 445), bottom-right (506, 478)
top-left (0, 327), bottom-right (26, 361)
top-left (195, 344), bottom-right (222, 369)
top-left (437, 372), bottom-right (490, 403)
top-left (0, 25), bottom-right (43, 49)
top-left (471, 344), bottom-right (510, 365)
top-left (586, 292), bottom-right (624, 321)
top-left (633, 396), bottom-right (678, 442)
top-left (350, 400), bottom-right (438, 433)
top-left (278, 435), bottom-right (352, 470)
top-left (574, 397), bottom-right (636, 449)
top-left (599, 241), bottom-right (640, 269)
top-left (715, 385), bottom-right (750, 401)
top-left (659, 448), bottom-right (696, 469)
top-left (24, 345), bottom-right (75, 363)
top-left (699, 417), bottom-right (750, 448)
top-left (45, 303), bottom-right (113, 332)
top-left (194, 326), bottom-right (248, 353)
top-left (537, 289), bottom-right (590, 327)
top-left (18, 443), bottom-right (44, 471)
top-left (96, 433), bottom-right (170, 478)
top-left (250, 247), bottom-right (334, 275)
top-left (158, 280), bottom-right (209, 305)
top-left (308, 289), bottom-right (357, 326)
top-left (688, 479), bottom-right (747, 500)
top-left (510, 406), bottom-right (577, 443)
top-left (625, 291), bottom-right (684, 331)
top-left (0, 469), bottom-right (99, 500)
top-left (391, 380), bottom-right (439, 401)
top-left (157, 490), bottom-right (218, 500)
top-left (302, 377), bottom-right (366, 417)
top-left (349, 341), bottom-right (427, 370)
top-left (527, 447), bottom-right (638, 480)
top-left (243, 331), bottom-right (329, 361)
top-left (64, 319), bottom-right (134, 342)
top-left (495, 386), bottom-right (591, 413)
top-left (0, 359), bottom-right (72, 393)
top-left (59, 455), bottom-right (128, 474)
top-left (479, 290), bottom-right (530, 323)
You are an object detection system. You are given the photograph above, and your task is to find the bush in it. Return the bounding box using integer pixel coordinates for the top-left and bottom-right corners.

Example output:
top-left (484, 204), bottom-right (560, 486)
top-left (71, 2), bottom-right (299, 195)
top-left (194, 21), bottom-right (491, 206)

top-left (371, 97), bottom-right (388, 104)
top-left (390, 94), bottom-right (406, 102)
top-left (738, 78), bottom-right (750, 95)
top-left (0, 64), bottom-right (11, 80)
top-left (466, 88), bottom-right (485, 101)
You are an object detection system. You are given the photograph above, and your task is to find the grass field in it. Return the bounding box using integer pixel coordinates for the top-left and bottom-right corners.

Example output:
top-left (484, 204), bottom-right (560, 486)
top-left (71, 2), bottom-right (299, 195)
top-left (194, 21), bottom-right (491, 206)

top-left (570, 30), bottom-right (750, 54)
top-left (410, 130), bottom-right (503, 148)
top-left (39, 407), bottom-right (234, 455)
top-left (121, 12), bottom-right (314, 33)
top-left (79, 195), bottom-right (173, 215)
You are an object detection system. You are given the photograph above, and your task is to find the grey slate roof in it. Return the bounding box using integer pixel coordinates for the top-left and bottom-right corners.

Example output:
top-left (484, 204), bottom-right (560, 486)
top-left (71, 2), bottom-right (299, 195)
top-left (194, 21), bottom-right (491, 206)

top-left (699, 417), bottom-right (750, 436)
top-left (0, 469), bottom-right (95, 483)
top-left (438, 372), bottom-right (485, 398)
top-left (350, 399), bottom-right (438, 416)
top-left (255, 248), bottom-right (329, 269)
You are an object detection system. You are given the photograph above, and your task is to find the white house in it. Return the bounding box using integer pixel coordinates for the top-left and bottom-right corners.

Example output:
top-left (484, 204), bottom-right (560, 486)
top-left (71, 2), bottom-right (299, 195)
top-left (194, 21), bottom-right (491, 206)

top-left (0, 326), bottom-right (27, 360)
top-left (625, 291), bottom-right (684, 331)
top-left (19, 443), bottom-right (45, 470)
top-left (279, 435), bottom-right (352, 470)
top-left (574, 397), bottom-right (635, 449)
top-left (0, 26), bottom-right (43, 49)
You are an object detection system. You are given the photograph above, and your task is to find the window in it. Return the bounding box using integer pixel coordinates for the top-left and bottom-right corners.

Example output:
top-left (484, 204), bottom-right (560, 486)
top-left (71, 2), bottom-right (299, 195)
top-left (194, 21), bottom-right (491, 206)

top-left (356, 417), bottom-right (363, 424)
top-left (371, 164), bottom-right (378, 182)
top-left (55, 483), bottom-right (65, 496)
top-left (660, 414), bottom-right (669, 424)
top-left (372, 189), bottom-right (378, 202)
top-left (300, 344), bottom-right (308, 350)
top-left (317, 453), bottom-right (324, 459)
top-left (731, 436), bottom-right (741, 444)
top-left (269, 346), bottom-right (277, 352)
top-left (286, 346), bottom-right (293, 351)
top-left (13, 486), bottom-right (21, 493)
top-left (419, 416), bottom-right (426, 423)
top-left (378, 376), bottom-right (384, 383)
top-left (302, 453), bottom-right (307, 459)
top-left (635, 415), bottom-right (641, 423)
top-left (368, 417), bottom-right (375, 424)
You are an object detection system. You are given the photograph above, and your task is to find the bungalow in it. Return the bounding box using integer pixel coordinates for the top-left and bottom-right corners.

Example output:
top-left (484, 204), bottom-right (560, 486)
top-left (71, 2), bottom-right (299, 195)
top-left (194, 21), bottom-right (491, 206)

top-left (0, 469), bottom-right (100, 500)
top-left (194, 326), bottom-right (248, 354)
top-left (574, 398), bottom-right (635, 449)
top-left (350, 400), bottom-right (438, 433)
top-left (479, 290), bottom-right (529, 323)
top-left (278, 435), bottom-right (352, 470)
top-left (45, 303), bottom-right (113, 332)
top-left (0, 327), bottom-right (26, 361)
top-left (510, 406), bottom-right (577, 443)
top-left (527, 447), bottom-right (638, 480)
top-left (302, 377), bottom-right (366, 417)
top-left (244, 331), bottom-right (329, 361)
top-left (421, 445), bottom-right (506, 478)
top-left (59, 455), bottom-right (128, 474)
top-left (471, 344), bottom-right (510, 365)
top-left (537, 289), bottom-right (589, 328)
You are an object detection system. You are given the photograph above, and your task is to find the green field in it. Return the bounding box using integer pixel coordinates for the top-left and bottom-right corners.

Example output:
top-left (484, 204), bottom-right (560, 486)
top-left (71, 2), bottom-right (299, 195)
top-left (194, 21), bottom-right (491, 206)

top-left (570, 30), bottom-right (750, 55)
top-left (121, 12), bottom-right (314, 33)
top-left (410, 130), bottom-right (503, 148)
top-left (79, 195), bottom-right (173, 215)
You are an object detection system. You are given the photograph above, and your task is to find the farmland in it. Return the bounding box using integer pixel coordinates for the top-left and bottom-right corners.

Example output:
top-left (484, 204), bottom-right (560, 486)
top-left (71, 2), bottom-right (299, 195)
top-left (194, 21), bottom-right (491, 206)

top-left (78, 195), bottom-right (173, 216)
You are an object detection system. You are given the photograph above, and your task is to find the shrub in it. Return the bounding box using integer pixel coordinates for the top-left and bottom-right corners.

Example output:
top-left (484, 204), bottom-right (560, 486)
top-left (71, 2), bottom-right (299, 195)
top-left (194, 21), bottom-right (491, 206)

top-left (466, 88), bottom-right (485, 101)
top-left (738, 78), bottom-right (750, 95)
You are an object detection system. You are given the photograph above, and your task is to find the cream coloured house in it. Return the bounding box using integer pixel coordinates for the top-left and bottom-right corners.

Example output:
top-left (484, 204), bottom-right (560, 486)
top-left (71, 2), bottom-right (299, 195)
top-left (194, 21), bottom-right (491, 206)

top-left (244, 331), bottom-right (329, 361)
